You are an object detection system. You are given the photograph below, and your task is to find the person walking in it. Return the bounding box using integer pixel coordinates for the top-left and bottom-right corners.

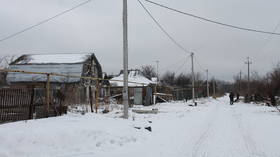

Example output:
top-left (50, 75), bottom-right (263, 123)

top-left (235, 92), bottom-right (240, 102)
top-left (229, 92), bottom-right (234, 105)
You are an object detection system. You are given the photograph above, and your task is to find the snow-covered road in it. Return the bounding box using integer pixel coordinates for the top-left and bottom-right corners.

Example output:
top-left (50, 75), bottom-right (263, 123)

top-left (1, 96), bottom-right (280, 157)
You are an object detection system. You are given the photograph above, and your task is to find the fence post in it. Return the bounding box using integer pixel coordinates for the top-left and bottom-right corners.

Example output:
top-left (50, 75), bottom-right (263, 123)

top-left (28, 88), bottom-right (35, 119)
top-left (46, 74), bottom-right (50, 117)
top-left (89, 86), bottom-right (93, 113)
top-left (95, 79), bottom-right (99, 113)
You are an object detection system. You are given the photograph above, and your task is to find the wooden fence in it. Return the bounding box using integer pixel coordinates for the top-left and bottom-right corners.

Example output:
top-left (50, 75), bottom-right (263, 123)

top-left (0, 87), bottom-right (68, 124)
top-left (0, 88), bottom-right (34, 123)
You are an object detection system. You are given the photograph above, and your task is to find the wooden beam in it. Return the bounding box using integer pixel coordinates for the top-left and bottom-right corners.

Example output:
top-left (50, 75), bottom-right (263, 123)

top-left (46, 74), bottom-right (50, 117)
top-left (95, 80), bottom-right (99, 113)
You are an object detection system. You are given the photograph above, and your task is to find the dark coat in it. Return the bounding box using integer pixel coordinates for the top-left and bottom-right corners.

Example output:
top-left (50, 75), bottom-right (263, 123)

top-left (229, 93), bottom-right (234, 101)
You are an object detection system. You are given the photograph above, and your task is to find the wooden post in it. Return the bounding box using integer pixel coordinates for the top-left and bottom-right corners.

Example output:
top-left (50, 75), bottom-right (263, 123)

top-left (46, 74), bottom-right (50, 117)
top-left (95, 80), bottom-right (99, 113)
top-left (89, 86), bottom-right (93, 113)
top-left (28, 88), bottom-right (35, 119)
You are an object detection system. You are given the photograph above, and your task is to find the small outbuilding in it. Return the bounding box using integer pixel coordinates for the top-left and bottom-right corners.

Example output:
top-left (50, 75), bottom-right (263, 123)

top-left (109, 69), bottom-right (156, 106)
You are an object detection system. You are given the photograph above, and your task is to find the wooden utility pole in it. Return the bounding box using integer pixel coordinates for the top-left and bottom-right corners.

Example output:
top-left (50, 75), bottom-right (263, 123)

top-left (154, 60), bottom-right (159, 104)
top-left (239, 70), bottom-right (242, 92)
top-left (191, 52), bottom-right (196, 105)
top-left (206, 69), bottom-right (209, 98)
top-left (123, 0), bottom-right (129, 119)
top-left (213, 78), bottom-right (216, 98)
top-left (156, 60), bottom-right (159, 82)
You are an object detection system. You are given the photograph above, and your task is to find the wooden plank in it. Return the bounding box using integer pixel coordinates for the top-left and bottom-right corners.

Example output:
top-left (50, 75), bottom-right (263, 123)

top-left (95, 80), bottom-right (99, 113)
top-left (0, 90), bottom-right (3, 122)
top-left (46, 74), bottom-right (50, 117)
top-left (29, 88), bottom-right (34, 119)
top-left (89, 86), bottom-right (93, 113)
top-left (132, 109), bottom-right (158, 114)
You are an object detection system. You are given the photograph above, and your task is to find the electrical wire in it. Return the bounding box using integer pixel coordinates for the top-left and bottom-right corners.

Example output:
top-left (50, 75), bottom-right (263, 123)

top-left (143, 0), bottom-right (280, 36)
top-left (161, 56), bottom-right (187, 71)
top-left (174, 59), bottom-right (187, 74)
top-left (194, 55), bottom-right (206, 72)
top-left (193, 55), bottom-right (216, 80)
top-left (254, 20), bottom-right (280, 59)
top-left (0, 0), bottom-right (93, 43)
top-left (137, 0), bottom-right (191, 54)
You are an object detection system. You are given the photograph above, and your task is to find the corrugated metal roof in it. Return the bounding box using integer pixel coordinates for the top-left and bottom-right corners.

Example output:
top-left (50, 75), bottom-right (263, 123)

top-left (7, 64), bottom-right (83, 83)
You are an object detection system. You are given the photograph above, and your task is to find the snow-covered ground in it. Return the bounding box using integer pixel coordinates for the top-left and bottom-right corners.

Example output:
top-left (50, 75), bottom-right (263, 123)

top-left (1, 96), bottom-right (280, 157)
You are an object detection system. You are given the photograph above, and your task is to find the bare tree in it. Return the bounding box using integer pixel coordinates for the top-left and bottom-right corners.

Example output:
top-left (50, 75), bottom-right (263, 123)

top-left (141, 65), bottom-right (156, 80)
top-left (267, 64), bottom-right (280, 105)
top-left (175, 73), bottom-right (191, 87)
top-left (0, 55), bottom-right (17, 86)
top-left (161, 71), bottom-right (175, 86)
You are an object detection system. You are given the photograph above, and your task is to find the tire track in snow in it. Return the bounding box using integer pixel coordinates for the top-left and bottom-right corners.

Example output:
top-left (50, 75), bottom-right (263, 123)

top-left (232, 107), bottom-right (267, 157)
top-left (191, 104), bottom-right (219, 157)
top-left (191, 121), bottom-right (213, 157)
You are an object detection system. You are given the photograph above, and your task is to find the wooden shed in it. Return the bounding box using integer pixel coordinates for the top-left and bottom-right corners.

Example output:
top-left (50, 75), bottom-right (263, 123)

top-left (6, 53), bottom-right (102, 105)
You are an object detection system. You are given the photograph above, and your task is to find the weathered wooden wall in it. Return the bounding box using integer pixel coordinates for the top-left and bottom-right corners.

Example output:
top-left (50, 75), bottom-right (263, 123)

top-left (0, 88), bottom-right (34, 123)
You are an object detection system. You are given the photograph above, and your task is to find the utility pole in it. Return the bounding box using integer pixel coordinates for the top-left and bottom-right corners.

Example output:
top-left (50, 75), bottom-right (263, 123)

top-left (154, 60), bottom-right (159, 105)
top-left (122, 0), bottom-right (129, 119)
top-left (239, 70), bottom-right (242, 92)
top-left (191, 52), bottom-right (195, 105)
top-left (213, 78), bottom-right (216, 98)
top-left (245, 57), bottom-right (252, 95)
top-left (206, 69), bottom-right (209, 98)
top-left (155, 60), bottom-right (159, 84)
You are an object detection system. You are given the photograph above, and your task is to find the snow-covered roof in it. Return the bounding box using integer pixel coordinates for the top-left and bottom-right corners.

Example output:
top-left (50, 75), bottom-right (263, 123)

top-left (12, 53), bottom-right (92, 64)
top-left (7, 53), bottom-right (100, 83)
top-left (110, 70), bottom-right (155, 87)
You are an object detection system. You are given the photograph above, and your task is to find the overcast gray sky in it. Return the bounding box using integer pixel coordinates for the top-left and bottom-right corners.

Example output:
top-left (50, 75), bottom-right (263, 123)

top-left (0, 0), bottom-right (279, 82)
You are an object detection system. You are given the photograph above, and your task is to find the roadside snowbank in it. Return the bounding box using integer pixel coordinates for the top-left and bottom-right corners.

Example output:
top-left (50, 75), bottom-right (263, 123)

top-left (1, 96), bottom-right (280, 157)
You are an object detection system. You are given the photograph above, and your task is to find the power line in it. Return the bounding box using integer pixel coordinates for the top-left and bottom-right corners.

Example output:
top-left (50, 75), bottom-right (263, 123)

top-left (137, 0), bottom-right (191, 54)
top-left (194, 55), bottom-right (206, 72)
top-left (254, 20), bottom-right (280, 59)
top-left (143, 0), bottom-right (280, 36)
top-left (193, 55), bottom-right (215, 79)
top-left (174, 60), bottom-right (186, 74)
top-left (0, 0), bottom-right (93, 43)
top-left (174, 57), bottom-right (189, 74)
top-left (161, 56), bottom-right (186, 71)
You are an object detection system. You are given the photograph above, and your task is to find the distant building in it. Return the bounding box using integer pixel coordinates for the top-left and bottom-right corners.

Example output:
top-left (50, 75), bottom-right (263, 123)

top-left (110, 69), bottom-right (154, 87)
top-left (109, 69), bottom-right (156, 106)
